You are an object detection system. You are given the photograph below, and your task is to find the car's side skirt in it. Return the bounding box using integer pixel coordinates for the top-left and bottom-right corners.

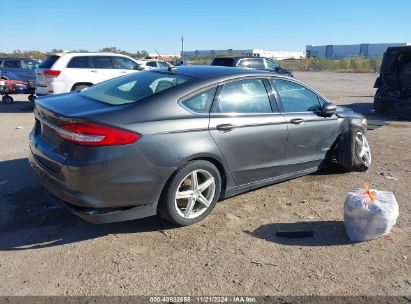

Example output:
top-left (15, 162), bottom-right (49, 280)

top-left (222, 167), bottom-right (318, 199)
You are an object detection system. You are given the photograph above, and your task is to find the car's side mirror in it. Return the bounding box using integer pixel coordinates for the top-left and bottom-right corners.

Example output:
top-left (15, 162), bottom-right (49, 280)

top-left (321, 102), bottom-right (337, 116)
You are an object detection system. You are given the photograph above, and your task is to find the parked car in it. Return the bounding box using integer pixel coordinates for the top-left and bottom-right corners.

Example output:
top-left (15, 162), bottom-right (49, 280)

top-left (211, 56), bottom-right (293, 77)
top-left (136, 59), bottom-right (172, 70)
top-left (374, 46), bottom-right (411, 114)
top-left (0, 57), bottom-right (38, 82)
top-left (35, 52), bottom-right (140, 96)
top-left (29, 66), bottom-right (370, 226)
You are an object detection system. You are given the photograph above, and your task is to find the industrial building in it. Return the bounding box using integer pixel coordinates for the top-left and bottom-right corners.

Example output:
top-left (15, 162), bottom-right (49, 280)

top-left (183, 49), bottom-right (305, 60)
top-left (306, 43), bottom-right (411, 59)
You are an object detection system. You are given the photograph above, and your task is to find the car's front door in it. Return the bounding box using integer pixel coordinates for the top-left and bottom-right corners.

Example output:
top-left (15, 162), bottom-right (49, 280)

top-left (112, 56), bottom-right (138, 77)
top-left (269, 78), bottom-right (340, 173)
top-left (209, 77), bottom-right (288, 186)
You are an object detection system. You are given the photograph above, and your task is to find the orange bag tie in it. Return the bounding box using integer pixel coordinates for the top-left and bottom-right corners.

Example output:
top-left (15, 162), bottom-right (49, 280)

top-left (363, 183), bottom-right (376, 204)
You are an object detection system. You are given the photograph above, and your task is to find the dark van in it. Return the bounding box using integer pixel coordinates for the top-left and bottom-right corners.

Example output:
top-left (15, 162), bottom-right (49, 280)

top-left (374, 46), bottom-right (411, 114)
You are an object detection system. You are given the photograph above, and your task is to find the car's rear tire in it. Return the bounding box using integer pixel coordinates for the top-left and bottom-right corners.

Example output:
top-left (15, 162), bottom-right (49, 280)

top-left (2, 95), bottom-right (14, 104)
top-left (158, 160), bottom-right (222, 226)
top-left (336, 128), bottom-right (371, 171)
top-left (374, 89), bottom-right (388, 113)
top-left (72, 84), bottom-right (90, 92)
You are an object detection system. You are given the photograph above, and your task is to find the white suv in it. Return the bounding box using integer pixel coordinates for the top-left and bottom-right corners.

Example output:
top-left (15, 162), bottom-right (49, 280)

top-left (136, 59), bottom-right (172, 70)
top-left (35, 53), bottom-right (140, 96)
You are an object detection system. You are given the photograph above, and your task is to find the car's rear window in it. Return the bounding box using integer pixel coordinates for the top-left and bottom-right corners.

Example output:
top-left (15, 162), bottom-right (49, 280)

top-left (39, 55), bottom-right (60, 68)
top-left (80, 71), bottom-right (192, 105)
top-left (211, 58), bottom-right (235, 67)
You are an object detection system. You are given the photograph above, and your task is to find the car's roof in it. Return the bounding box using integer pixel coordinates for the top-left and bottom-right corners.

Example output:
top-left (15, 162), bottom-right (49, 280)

top-left (152, 65), bottom-right (278, 80)
top-left (213, 56), bottom-right (270, 60)
top-left (0, 57), bottom-right (34, 60)
top-left (139, 59), bottom-right (166, 62)
top-left (386, 46), bottom-right (411, 52)
top-left (51, 52), bottom-right (133, 57)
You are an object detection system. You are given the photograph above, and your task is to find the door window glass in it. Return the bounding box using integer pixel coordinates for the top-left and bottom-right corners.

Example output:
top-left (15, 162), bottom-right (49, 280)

top-left (270, 79), bottom-right (321, 112)
top-left (4, 60), bottom-right (21, 68)
top-left (250, 59), bottom-right (265, 69)
top-left (67, 56), bottom-right (92, 68)
top-left (146, 61), bottom-right (158, 67)
top-left (158, 61), bottom-right (170, 68)
top-left (238, 59), bottom-right (252, 68)
top-left (266, 58), bottom-right (279, 70)
top-left (216, 79), bottom-right (271, 113)
top-left (113, 56), bottom-right (137, 69)
top-left (92, 56), bottom-right (113, 69)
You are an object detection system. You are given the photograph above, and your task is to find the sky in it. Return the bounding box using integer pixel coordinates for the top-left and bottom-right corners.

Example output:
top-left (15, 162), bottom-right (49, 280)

top-left (2, 0), bottom-right (410, 54)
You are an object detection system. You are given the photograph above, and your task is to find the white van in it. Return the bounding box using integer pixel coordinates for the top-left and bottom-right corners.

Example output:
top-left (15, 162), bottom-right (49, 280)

top-left (35, 53), bottom-right (140, 96)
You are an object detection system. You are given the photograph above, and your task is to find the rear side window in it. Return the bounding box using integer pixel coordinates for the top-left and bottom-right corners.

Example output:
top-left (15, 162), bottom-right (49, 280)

top-left (146, 61), bottom-right (158, 67)
top-left (181, 87), bottom-right (216, 113)
top-left (67, 56), bottom-right (92, 68)
top-left (39, 55), bottom-right (60, 68)
top-left (92, 56), bottom-right (113, 69)
top-left (250, 59), bottom-right (265, 69)
top-left (270, 79), bottom-right (321, 112)
top-left (80, 71), bottom-right (191, 105)
top-left (211, 58), bottom-right (235, 67)
top-left (4, 60), bottom-right (21, 68)
top-left (216, 78), bottom-right (272, 113)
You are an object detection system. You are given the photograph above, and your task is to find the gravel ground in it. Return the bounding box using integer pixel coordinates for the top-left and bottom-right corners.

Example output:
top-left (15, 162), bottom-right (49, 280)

top-left (0, 72), bottom-right (409, 296)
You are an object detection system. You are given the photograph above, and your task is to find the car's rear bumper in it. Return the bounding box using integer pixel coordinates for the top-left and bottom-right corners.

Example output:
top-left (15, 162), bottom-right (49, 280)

top-left (28, 130), bottom-right (174, 223)
top-left (29, 152), bottom-right (159, 223)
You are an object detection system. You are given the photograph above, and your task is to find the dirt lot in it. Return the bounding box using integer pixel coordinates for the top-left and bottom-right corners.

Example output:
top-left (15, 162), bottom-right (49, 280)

top-left (0, 72), bottom-right (410, 296)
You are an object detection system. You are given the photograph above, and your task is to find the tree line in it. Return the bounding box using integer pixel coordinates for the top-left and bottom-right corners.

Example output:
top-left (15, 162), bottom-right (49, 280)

top-left (0, 47), bottom-right (153, 60)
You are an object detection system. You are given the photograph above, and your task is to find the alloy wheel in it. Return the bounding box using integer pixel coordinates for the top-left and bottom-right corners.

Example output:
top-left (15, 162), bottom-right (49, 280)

top-left (174, 169), bottom-right (216, 219)
top-left (355, 132), bottom-right (372, 167)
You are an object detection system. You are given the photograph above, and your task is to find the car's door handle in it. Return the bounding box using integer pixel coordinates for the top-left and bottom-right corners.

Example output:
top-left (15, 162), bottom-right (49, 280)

top-left (216, 124), bottom-right (235, 132)
top-left (90, 70), bottom-right (97, 73)
top-left (120, 71), bottom-right (127, 74)
top-left (290, 118), bottom-right (304, 125)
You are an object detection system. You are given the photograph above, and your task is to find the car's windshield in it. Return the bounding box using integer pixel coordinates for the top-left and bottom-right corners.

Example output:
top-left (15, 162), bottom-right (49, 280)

top-left (80, 71), bottom-right (192, 105)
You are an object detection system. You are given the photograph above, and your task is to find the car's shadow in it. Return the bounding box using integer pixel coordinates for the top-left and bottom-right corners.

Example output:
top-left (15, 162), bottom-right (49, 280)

top-left (0, 158), bottom-right (174, 251)
top-left (0, 96), bottom-right (34, 113)
top-left (248, 221), bottom-right (352, 246)
top-left (340, 101), bottom-right (410, 124)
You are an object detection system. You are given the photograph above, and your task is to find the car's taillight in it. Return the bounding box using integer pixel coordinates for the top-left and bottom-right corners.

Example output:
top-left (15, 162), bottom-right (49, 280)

top-left (57, 123), bottom-right (140, 146)
top-left (43, 70), bottom-right (61, 77)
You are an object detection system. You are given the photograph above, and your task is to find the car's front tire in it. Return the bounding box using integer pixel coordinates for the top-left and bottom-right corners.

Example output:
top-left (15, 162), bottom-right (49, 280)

top-left (336, 128), bottom-right (371, 171)
top-left (159, 160), bottom-right (222, 226)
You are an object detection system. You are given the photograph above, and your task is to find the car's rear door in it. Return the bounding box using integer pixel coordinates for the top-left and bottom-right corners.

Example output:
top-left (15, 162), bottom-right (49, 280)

top-left (90, 56), bottom-right (116, 83)
top-left (209, 77), bottom-right (288, 186)
top-left (268, 78), bottom-right (339, 173)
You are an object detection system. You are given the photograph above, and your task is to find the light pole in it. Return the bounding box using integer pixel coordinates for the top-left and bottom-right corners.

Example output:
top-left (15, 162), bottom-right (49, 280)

top-left (181, 36), bottom-right (184, 63)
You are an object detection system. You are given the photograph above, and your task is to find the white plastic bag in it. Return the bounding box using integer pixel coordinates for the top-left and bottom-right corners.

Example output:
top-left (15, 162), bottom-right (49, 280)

top-left (344, 184), bottom-right (399, 242)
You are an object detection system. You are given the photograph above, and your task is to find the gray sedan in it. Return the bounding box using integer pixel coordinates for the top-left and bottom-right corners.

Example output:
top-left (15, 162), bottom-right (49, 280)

top-left (29, 66), bottom-right (371, 226)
